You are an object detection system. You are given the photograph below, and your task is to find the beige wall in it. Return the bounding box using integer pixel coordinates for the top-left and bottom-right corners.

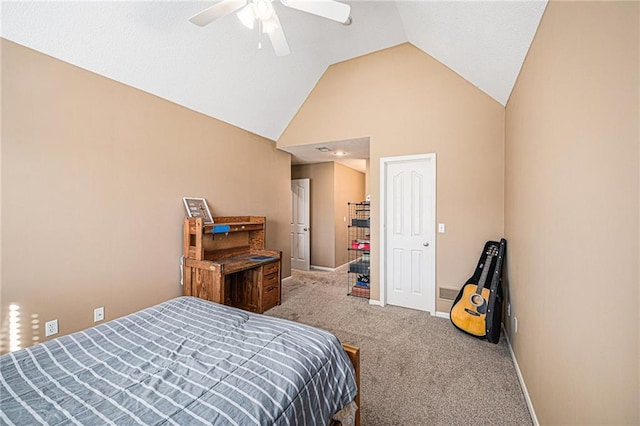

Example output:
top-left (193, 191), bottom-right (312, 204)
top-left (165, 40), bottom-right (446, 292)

top-left (280, 43), bottom-right (505, 312)
top-left (292, 163), bottom-right (335, 268)
top-left (334, 163), bottom-right (366, 267)
top-left (1, 40), bottom-right (291, 351)
top-left (505, 2), bottom-right (639, 424)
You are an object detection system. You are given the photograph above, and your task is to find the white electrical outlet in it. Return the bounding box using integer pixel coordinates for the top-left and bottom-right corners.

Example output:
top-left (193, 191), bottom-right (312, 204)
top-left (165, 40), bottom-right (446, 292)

top-left (507, 303), bottom-right (511, 317)
top-left (45, 319), bottom-right (59, 337)
top-left (94, 307), bottom-right (105, 323)
top-left (514, 316), bottom-right (518, 333)
top-left (438, 223), bottom-right (445, 233)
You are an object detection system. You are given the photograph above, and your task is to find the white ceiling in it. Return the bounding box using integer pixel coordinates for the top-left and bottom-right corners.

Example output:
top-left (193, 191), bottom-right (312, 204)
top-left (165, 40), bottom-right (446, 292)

top-left (1, 0), bottom-right (547, 149)
top-left (288, 137), bottom-right (369, 172)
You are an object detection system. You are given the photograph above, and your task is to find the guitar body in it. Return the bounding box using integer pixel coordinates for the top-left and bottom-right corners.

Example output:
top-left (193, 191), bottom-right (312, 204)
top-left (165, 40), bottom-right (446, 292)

top-left (450, 284), bottom-right (491, 336)
top-left (450, 239), bottom-right (506, 343)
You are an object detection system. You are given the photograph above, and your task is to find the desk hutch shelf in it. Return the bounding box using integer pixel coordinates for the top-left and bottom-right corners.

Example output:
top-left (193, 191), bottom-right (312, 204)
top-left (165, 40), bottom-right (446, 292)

top-left (182, 216), bottom-right (281, 313)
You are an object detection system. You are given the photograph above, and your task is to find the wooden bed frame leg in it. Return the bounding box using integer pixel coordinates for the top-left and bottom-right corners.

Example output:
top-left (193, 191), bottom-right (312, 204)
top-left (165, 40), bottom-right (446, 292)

top-left (341, 343), bottom-right (360, 426)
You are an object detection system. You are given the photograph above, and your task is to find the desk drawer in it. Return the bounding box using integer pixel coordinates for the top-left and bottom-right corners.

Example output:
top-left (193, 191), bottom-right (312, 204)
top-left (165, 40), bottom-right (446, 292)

top-left (263, 271), bottom-right (279, 288)
top-left (263, 282), bottom-right (279, 308)
top-left (263, 262), bottom-right (279, 275)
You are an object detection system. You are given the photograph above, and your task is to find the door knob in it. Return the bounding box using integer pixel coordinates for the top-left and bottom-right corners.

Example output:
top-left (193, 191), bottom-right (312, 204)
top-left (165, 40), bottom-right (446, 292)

top-left (304, 228), bottom-right (309, 231)
top-left (423, 242), bottom-right (429, 247)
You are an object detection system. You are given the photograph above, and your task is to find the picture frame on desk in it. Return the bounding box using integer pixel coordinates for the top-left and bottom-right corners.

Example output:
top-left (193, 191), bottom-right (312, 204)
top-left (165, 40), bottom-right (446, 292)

top-left (182, 197), bottom-right (213, 224)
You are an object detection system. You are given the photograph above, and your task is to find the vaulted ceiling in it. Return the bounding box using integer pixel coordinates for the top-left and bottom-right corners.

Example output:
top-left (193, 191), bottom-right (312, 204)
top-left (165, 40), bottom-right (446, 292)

top-left (1, 1), bottom-right (547, 142)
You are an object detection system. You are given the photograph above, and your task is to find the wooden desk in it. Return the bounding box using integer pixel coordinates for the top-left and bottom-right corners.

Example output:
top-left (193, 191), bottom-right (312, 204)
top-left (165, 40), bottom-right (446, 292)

top-left (182, 217), bottom-right (282, 313)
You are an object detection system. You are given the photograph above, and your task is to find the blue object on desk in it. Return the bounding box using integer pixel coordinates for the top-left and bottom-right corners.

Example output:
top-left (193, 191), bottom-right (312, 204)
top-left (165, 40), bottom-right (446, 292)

top-left (250, 255), bottom-right (276, 261)
top-left (210, 225), bottom-right (231, 234)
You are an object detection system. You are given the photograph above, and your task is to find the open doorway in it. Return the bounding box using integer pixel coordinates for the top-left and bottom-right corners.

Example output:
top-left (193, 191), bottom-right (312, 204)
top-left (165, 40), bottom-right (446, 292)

top-left (291, 162), bottom-right (366, 271)
top-left (283, 138), bottom-right (369, 272)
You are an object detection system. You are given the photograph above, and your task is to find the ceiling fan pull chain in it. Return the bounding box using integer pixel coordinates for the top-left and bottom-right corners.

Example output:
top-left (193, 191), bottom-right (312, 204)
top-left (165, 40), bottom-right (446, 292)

top-left (258, 18), bottom-right (263, 49)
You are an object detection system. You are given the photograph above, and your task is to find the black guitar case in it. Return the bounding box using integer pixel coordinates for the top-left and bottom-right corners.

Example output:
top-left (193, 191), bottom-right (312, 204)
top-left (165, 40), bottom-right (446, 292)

top-left (451, 238), bottom-right (507, 344)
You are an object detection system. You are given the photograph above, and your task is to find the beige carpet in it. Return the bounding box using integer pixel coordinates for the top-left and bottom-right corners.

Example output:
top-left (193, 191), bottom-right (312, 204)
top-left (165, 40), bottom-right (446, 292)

top-left (266, 268), bottom-right (532, 426)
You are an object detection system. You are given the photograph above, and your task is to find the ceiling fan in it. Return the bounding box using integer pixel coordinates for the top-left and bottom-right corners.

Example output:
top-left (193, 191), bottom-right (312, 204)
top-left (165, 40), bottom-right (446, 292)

top-left (189, 0), bottom-right (352, 57)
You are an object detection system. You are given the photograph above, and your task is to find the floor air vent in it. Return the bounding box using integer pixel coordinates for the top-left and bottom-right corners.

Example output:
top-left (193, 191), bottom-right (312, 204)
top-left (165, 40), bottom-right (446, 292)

top-left (439, 287), bottom-right (458, 301)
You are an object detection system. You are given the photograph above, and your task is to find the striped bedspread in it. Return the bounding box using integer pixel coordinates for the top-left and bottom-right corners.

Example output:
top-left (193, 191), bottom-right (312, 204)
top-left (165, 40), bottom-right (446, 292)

top-left (0, 297), bottom-right (357, 425)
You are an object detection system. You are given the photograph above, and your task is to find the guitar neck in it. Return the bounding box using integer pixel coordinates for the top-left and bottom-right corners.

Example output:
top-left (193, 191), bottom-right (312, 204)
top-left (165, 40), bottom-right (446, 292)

top-left (475, 252), bottom-right (495, 294)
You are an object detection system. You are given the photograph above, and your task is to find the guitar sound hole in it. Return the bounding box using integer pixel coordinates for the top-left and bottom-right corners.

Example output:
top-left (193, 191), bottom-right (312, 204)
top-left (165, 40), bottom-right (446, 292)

top-left (470, 294), bottom-right (485, 307)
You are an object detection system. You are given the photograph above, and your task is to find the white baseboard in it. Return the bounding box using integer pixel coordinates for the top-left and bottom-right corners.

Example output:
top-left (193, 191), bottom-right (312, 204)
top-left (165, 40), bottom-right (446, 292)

top-left (368, 299), bottom-right (383, 306)
top-left (310, 265), bottom-right (335, 272)
top-left (281, 276), bottom-right (293, 283)
top-left (503, 326), bottom-right (539, 426)
top-left (309, 263), bottom-right (349, 272)
top-left (334, 263), bottom-right (349, 272)
top-left (435, 311), bottom-right (450, 319)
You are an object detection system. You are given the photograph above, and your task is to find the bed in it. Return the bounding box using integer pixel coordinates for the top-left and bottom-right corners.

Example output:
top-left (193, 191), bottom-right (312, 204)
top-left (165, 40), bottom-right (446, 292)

top-left (0, 296), bottom-right (359, 425)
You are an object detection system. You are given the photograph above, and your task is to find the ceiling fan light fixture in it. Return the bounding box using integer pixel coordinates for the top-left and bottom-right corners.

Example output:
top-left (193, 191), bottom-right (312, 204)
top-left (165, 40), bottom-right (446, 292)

top-left (262, 16), bottom-right (280, 33)
top-left (237, 4), bottom-right (256, 29)
top-left (190, 0), bottom-right (350, 57)
top-left (254, 0), bottom-right (274, 21)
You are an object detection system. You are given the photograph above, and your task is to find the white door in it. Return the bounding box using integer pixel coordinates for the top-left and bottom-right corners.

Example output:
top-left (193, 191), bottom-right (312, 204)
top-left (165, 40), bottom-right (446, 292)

top-left (382, 154), bottom-right (436, 313)
top-left (291, 178), bottom-right (310, 270)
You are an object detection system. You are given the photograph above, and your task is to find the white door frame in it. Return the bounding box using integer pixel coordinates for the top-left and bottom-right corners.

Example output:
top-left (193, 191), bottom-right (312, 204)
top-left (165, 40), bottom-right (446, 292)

top-left (379, 153), bottom-right (436, 313)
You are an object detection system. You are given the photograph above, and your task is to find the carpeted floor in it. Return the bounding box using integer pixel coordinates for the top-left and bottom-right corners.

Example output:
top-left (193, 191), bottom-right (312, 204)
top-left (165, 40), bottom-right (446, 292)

top-left (266, 268), bottom-right (533, 426)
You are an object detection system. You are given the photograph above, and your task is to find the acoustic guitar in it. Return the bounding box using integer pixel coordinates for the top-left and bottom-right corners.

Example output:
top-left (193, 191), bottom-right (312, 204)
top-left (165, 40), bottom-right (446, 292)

top-left (450, 245), bottom-right (499, 337)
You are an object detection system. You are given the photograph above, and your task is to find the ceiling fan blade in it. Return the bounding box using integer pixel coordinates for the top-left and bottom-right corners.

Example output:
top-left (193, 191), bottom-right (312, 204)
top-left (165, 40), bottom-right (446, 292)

top-left (279, 0), bottom-right (350, 24)
top-left (267, 14), bottom-right (290, 56)
top-left (189, 0), bottom-right (247, 27)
